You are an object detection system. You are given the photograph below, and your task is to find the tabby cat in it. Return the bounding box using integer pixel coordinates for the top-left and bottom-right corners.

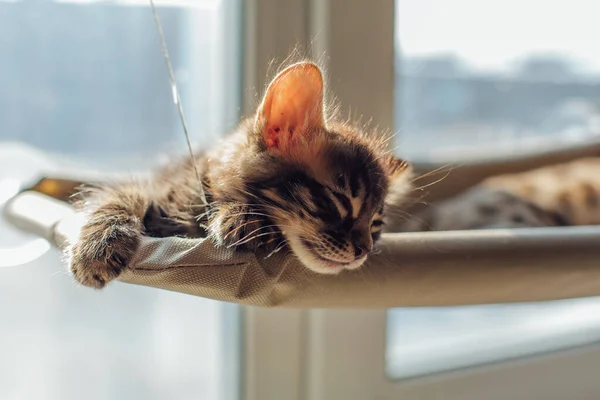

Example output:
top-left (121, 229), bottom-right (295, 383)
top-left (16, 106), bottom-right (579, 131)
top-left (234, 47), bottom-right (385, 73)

top-left (68, 62), bottom-right (411, 288)
top-left (401, 158), bottom-right (600, 232)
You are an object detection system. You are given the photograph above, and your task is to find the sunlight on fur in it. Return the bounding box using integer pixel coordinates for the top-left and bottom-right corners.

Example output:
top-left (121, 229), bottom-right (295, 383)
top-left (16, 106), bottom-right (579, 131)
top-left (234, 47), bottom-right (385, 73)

top-left (68, 59), bottom-right (410, 288)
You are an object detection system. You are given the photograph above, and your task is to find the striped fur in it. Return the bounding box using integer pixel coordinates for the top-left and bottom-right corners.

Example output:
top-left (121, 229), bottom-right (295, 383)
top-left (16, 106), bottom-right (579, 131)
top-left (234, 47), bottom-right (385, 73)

top-left (401, 158), bottom-right (600, 232)
top-left (68, 61), bottom-right (411, 288)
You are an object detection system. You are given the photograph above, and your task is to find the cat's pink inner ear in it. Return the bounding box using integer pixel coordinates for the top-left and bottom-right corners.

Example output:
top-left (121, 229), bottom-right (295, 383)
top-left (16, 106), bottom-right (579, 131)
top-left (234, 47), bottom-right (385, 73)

top-left (258, 63), bottom-right (325, 149)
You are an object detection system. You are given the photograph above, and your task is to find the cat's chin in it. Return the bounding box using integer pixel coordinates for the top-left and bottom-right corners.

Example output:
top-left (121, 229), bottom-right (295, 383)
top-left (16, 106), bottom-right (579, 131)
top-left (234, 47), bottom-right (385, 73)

top-left (285, 234), bottom-right (367, 275)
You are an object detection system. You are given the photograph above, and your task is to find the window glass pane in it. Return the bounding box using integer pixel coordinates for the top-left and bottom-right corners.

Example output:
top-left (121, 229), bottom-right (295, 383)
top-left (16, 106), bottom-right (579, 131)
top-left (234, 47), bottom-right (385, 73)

top-left (387, 299), bottom-right (600, 379)
top-left (396, 0), bottom-right (600, 161)
top-left (389, 0), bottom-right (600, 380)
top-left (0, 1), bottom-right (241, 399)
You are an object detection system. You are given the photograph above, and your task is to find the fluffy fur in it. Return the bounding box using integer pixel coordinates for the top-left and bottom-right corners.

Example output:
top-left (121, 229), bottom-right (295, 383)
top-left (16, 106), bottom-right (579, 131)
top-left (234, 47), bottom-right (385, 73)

top-left (402, 158), bottom-right (600, 231)
top-left (68, 61), bottom-right (411, 288)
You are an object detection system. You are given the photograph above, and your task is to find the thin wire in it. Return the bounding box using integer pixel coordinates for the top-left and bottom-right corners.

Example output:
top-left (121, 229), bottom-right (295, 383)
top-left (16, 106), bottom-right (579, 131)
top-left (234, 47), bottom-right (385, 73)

top-left (149, 0), bottom-right (207, 206)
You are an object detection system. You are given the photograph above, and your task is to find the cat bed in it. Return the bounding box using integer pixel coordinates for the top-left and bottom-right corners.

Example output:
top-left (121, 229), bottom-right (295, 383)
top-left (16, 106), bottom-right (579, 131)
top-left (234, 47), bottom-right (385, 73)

top-left (5, 138), bottom-right (600, 308)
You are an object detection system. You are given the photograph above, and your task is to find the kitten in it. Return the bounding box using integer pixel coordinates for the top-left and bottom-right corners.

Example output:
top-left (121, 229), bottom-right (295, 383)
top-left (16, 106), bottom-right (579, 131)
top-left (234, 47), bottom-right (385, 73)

top-left (401, 158), bottom-right (600, 231)
top-left (68, 61), bottom-right (411, 288)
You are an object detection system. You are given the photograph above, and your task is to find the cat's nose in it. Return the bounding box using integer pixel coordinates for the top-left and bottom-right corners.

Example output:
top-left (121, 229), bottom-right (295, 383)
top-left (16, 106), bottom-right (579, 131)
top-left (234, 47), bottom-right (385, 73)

top-left (352, 233), bottom-right (373, 259)
top-left (354, 245), bottom-right (369, 259)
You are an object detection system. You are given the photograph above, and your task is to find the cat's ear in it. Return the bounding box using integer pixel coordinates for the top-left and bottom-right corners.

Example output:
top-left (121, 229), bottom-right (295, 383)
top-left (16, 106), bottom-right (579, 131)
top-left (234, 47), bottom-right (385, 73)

top-left (256, 62), bottom-right (325, 150)
top-left (382, 155), bottom-right (410, 183)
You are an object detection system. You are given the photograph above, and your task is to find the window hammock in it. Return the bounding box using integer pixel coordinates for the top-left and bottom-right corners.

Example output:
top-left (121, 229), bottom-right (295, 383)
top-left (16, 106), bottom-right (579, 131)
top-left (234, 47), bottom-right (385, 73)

top-left (5, 138), bottom-right (600, 308)
top-left (4, 1), bottom-right (600, 308)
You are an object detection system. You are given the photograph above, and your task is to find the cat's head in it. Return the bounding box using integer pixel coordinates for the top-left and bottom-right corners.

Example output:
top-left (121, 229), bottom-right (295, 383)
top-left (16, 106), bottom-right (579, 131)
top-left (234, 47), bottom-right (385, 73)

top-left (228, 62), bottom-right (411, 274)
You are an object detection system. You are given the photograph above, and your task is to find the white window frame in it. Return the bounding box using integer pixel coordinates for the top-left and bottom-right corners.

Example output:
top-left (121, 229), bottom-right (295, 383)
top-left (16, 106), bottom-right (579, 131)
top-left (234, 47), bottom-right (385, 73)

top-left (302, 310), bottom-right (600, 400)
top-left (242, 1), bottom-right (600, 399)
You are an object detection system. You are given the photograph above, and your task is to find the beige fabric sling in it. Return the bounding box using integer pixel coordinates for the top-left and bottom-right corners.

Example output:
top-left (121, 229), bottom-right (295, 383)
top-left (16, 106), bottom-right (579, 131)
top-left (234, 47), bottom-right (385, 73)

top-left (5, 139), bottom-right (600, 308)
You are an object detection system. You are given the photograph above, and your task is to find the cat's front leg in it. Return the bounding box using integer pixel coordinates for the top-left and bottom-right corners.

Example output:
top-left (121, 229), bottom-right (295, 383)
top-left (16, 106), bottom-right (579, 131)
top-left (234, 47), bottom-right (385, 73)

top-left (209, 203), bottom-right (281, 252)
top-left (68, 185), bottom-right (150, 288)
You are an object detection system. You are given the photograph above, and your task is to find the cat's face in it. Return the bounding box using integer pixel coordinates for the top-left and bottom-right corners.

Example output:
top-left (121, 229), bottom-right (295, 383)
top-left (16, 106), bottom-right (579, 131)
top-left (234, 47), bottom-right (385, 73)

top-left (264, 146), bottom-right (393, 274)
top-left (240, 62), bottom-right (410, 274)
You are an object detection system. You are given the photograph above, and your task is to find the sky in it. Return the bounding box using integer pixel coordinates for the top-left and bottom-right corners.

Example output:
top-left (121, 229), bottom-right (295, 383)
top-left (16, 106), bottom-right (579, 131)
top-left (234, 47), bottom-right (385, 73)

top-left (396, 0), bottom-right (600, 74)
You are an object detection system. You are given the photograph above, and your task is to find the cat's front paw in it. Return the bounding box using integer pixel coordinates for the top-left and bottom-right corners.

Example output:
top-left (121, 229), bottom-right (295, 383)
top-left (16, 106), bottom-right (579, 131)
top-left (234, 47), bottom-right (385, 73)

top-left (68, 215), bottom-right (141, 289)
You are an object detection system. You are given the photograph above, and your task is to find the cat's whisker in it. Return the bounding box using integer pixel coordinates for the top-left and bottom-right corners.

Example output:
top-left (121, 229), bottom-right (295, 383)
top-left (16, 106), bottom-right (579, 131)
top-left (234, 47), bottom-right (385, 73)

top-left (208, 211), bottom-right (273, 232)
top-left (222, 211), bottom-right (273, 220)
top-left (382, 206), bottom-right (424, 224)
top-left (384, 207), bottom-right (414, 218)
top-left (222, 219), bottom-right (266, 241)
top-left (228, 230), bottom-right (281, 248)
top-left (260, 235), bottom-right (282, 246)
top-left (411, 168), bottom-right (453, 192)
top-left (385, 209), bottom-right (429, 226)
top-left (226, 223), bottom-right (280, 245)
top-left (410, 164), bottom-right (454, 182)
top-left (194, 207), bottom-right (217, 222)
top-left (264, 239), bottom-right (289, 259)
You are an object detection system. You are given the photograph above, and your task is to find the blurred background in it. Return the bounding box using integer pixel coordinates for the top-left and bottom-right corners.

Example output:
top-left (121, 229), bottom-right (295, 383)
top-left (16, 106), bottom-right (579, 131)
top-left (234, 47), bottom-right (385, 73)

top-left (1, 1), bottom-right (600, 399)
top-left (397, 0), bottom-right (600, 161)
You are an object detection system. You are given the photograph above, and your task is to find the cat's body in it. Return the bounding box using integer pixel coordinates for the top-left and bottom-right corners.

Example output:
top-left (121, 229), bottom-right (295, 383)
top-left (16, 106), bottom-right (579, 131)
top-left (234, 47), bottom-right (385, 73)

top-left (70, 59), bottom-right (596, 290)
top-left (69, 62), bottom-right (410, 288)
top-left (402, 158), bottom-right (600, 232)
